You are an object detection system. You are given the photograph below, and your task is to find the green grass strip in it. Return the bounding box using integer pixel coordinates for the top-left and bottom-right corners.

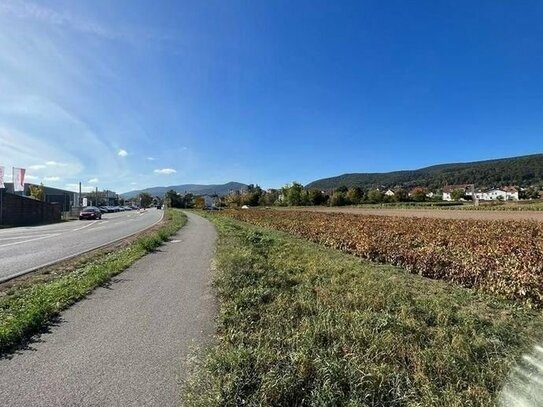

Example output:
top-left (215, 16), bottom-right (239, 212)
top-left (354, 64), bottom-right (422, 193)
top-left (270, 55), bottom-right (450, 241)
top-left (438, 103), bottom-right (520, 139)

top-left (182, 214), bottom-right (543, 406)
top-left (0, 209), bottom-right (186, 354)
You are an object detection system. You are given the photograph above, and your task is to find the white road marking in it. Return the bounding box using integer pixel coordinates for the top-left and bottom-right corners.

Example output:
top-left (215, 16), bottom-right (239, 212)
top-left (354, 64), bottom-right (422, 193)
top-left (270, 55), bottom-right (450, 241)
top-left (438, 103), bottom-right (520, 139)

top-left (0, 209), bottom-right (165, 283)
top-left (0, 233), bottom-right (61, 248)
top-left (73, 220), bottom-right (99, 231)
top-left (0, 234), bottom-right (56, 242)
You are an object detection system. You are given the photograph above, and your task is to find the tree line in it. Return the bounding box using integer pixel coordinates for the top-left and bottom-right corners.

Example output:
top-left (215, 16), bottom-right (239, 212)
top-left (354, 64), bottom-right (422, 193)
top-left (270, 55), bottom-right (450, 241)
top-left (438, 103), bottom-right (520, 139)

top-left (161, 182), bottom-right (543, 210)
top-left (224, 183), bottom-right (442, 207)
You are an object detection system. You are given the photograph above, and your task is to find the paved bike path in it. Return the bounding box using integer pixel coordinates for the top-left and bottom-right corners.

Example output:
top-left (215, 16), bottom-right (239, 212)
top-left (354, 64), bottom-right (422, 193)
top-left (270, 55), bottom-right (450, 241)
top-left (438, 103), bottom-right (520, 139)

top-left (0, 212), bottom-right (216, 406)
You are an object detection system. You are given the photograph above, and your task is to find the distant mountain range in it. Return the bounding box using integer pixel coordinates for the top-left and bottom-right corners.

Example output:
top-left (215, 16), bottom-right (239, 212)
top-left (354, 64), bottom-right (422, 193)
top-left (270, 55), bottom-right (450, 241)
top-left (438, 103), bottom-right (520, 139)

top-left (306, 153), bottom-right (543, 191)
top-left (121, 182), bottom-right (248, 198)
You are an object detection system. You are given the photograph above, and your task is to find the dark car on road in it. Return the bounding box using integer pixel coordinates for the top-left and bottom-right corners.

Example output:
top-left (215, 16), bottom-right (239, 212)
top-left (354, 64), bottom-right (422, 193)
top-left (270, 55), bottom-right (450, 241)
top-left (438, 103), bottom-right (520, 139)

top-left (79, 206), bottom-right (102, 220)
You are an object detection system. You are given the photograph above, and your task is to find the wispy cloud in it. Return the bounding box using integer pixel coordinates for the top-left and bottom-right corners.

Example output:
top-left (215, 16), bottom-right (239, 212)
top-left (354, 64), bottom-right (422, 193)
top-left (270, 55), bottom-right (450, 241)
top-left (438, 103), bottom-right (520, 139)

top-left (45, 160), bottom-right (68, 167)
top-left (43, 176), bottom-right (60, 181)
top-left (154, 168), bottom-right (176, 175)
top-left (30, 161), bottom-right (68, 170)
top-left (146, 157), bottom-right (155, 161)
top-left (118, 149), bottom-right (128, 157)
top-left (0, 1), bottom-right (116, 39)
top-left (88, 178), bottom-right (99, 183)
top-left (0, 0), bottom-right (174, 43)
top-left (29, 164), bottom-right (46, 170)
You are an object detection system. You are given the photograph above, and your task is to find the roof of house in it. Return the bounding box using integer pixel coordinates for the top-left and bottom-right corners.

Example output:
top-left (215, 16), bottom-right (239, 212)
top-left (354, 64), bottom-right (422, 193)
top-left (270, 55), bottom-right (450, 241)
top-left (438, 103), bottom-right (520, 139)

top-left (442, 184), bottom-right (474, 193)
top-left (502, 186), bottom-right (519, 193)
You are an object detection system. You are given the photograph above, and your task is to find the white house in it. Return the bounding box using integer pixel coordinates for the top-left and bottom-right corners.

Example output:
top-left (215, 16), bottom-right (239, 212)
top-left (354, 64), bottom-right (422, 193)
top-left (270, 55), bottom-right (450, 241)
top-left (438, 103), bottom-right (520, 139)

top-left (503, 186), bottom-right (520, 200)
top-left (442, 184), bottom-right (474, 201)
top-left (384, 189), bottom-right (395, 197)
top-left (475, 187), bottom-right (519, 201)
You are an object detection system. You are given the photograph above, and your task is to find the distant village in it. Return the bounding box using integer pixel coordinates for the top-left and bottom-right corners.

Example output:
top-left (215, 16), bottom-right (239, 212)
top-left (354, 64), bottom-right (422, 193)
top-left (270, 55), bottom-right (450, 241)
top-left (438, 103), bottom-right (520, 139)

top-left (185, 183), bottom-right (543, 209)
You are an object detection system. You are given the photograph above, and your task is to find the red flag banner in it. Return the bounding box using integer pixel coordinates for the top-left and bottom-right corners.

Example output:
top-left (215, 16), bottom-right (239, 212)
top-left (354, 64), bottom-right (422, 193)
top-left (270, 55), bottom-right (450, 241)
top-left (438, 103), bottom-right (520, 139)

top-left (13, 167), bottom-right (25, 192)
top-left (0, 166), bottom-right (4, 189)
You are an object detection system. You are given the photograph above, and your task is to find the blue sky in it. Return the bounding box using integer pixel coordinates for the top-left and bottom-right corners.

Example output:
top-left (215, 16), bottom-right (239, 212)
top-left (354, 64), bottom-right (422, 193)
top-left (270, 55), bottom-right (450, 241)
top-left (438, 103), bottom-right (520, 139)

top-left (1, 0), bottom-right (542, 193)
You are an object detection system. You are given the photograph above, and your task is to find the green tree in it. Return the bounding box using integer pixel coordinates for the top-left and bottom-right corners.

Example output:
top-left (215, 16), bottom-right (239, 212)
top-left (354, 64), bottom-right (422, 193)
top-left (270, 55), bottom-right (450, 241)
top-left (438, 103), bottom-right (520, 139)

top-left (242, 185), bottom-right (263, 206)
top-left (346, 187), bottom-right (363, 204)
top-left (182, 193), bottom-right (195, 208)
top-left (29, 183), bottom-right (45, 201)
top-left (330, 191), bottom-right (347, 206)
top-left (138, 192), bottom-right (153, 208)
top-left (283, 182), bottom-right (305, 206)
top-left (521, 187), bottom-right (540, 200)
top-left (226, 191), bottom-right (242, 207)
top-left (410, 187), bottom-right (428, 202)
top-left (165, 190), bottom-right (183, 208)
top-left (450, 189), bottom-right (466, 201)
top-left (260, 189), bottom-right (280, 206)
top-left (366, 189), bottom-right (384, 203)
top-left (308, 189), bottom-right (326, 205)
top-left (393, 188), bottom-right (408, 202)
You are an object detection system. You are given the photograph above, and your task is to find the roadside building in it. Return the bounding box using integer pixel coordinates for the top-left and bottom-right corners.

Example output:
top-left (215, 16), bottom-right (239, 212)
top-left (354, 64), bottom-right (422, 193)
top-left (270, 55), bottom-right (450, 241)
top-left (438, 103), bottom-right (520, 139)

top-left (503, 186), bottom-right (520, 200)
top-left (4, 182), bottom-right (77, 211)
top-left (102, 190), bottom-right (119, 206)
top-left (442, 184), bottom-right (475, 201)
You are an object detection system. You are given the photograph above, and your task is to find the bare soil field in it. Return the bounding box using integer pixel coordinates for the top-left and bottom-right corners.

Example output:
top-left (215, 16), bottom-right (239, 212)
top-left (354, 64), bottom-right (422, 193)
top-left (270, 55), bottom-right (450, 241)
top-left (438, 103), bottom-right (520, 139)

top-left (277, 206), bottom-right (543, 221)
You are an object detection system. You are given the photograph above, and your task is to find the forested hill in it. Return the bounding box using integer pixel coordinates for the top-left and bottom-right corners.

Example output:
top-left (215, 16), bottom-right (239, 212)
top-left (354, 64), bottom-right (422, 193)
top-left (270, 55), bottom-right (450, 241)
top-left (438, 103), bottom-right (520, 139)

top-left (121, 182), bottom-right (247, 198)
top-left (306, 154), bottom-right (543, 191)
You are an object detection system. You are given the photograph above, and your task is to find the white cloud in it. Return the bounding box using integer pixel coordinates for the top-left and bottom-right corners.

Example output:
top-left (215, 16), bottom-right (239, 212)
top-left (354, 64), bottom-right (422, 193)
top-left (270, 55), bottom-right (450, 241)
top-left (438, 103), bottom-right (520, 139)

top-left (43, 176), bottom-right (60, 181)
top-left (154, 168), bottom-right (176, 175)
top-left (146, 157), bottom-right (155, 161)
top-left (45, 160), bottom-right (68, 167)
top-left (29, 164), bottom-right (46, 170)
top-left (118, 149), bottom-right (128, 157)
top-left (88, 177), bottom-right (99, 183)
top-left (25, 174), bottom-right (39, 180)
top-left (29, 161), bottom-right (68, 171)
top-left (130, 182), bottom-right (138, 185)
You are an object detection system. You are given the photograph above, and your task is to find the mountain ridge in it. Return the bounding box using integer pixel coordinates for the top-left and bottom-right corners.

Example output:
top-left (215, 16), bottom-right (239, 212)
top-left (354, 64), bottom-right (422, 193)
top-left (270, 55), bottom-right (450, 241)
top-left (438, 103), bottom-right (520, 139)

top-left (306, 153), bottom-right (543, 191)
top-left (120, 182), bottom-right (248, 198)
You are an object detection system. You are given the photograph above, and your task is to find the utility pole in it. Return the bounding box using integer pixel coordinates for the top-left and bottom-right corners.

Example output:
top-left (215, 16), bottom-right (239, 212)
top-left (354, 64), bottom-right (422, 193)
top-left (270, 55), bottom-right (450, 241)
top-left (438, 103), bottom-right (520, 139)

top-left (95, 187), bottom-right (98, 206)
top-left (79, 182), bottom-right (82, 207)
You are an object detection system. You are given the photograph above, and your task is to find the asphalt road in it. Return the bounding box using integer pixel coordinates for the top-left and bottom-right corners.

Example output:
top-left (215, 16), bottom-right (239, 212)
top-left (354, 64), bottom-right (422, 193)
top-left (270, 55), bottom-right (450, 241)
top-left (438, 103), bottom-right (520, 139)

top-left (0, 212), bottom-right (217, 406)
top-left (0, 208), bottom-right (164, 282)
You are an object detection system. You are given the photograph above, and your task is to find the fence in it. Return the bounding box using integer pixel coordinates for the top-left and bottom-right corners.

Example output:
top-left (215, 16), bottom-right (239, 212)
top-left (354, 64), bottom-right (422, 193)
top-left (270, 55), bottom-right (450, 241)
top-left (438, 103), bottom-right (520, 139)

top-left (0, 190), bottom-right (61, 226)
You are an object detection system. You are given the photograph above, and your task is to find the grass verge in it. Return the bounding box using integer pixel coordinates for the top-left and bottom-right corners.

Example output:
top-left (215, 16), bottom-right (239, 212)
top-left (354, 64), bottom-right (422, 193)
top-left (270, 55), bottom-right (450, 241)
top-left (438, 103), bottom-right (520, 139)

top-left (182, 214), bottom-right (543, 406)
top-left (0, 209), bottom-right (186, 354)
